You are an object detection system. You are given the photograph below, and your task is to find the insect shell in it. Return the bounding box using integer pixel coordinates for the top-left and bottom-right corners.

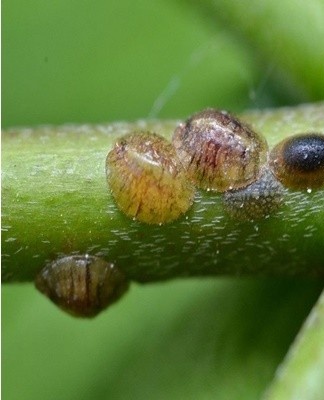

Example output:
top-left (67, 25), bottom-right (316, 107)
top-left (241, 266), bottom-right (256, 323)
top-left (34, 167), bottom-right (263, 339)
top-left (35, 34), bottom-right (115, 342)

top-left (106, 131), bottom-right (196, 224)
top-left (35, 255), bottom-right (129, 318)
top-left (269, 133), bottom-right (324, 190)
top-left (172, 108), bottom-right (268, 192)
top-left (223, 168), bottom-right (286, 221)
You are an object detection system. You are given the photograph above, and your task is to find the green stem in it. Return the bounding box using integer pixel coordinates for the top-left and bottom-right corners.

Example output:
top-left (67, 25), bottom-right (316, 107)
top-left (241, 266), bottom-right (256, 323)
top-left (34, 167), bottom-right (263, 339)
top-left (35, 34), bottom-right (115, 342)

top-left (262, 289), bottom-right (324, 400)
top-left (2, 103), bottom-right (324, 283)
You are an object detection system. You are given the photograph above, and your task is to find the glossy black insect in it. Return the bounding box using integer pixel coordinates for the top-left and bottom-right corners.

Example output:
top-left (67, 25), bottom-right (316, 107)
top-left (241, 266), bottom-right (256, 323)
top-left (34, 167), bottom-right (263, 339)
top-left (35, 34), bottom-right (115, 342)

top-left (269, 133), bottom-right (324, 190)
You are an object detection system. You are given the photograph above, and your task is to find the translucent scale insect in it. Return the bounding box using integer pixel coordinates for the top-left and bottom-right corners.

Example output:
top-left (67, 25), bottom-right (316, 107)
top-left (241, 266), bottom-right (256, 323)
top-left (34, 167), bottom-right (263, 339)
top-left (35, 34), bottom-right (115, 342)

top-left (106, 131), bottom-right (196, 224)
top-left (172, 109), bottom-right (268, 192)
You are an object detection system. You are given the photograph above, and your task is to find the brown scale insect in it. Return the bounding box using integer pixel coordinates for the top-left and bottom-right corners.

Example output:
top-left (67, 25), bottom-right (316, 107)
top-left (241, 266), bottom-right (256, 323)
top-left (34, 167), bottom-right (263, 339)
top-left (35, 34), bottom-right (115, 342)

top-left (269, 133), bottom-right (324, 190)
top-left (222, 168), bottom-right (286, 221)
top-left (106, 131), bottom-right (196, 224)
top-left (172, 108), bottom-right (268, 192)
top-left (35, 255), bottom-right (129, 318)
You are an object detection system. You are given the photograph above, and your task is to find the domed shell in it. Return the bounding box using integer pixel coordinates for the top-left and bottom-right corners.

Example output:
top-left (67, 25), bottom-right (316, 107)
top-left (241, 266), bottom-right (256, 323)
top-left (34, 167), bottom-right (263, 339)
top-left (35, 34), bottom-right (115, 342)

top-left (106, 131), bottom-right (196, 224)
top-left (172, 109), bottom-right (268, 192)
top-left (269, 133), bottom-right (324, 190)
top-left (35, 255), bottom-right (129, 318)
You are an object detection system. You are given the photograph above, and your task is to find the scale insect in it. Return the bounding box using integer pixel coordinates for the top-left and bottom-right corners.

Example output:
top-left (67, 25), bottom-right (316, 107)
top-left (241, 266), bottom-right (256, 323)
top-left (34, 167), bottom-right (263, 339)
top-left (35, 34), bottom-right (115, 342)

top-left (106, 131), bottom-right (196, 224)
top-left (35, 255), bottom-right (129, 318)
top-left (269, 133), bottom-right (324, 190)
top-left (222, 169), bottom-right (286, 220)
top-left (172, 108), bottom-right (268, 192)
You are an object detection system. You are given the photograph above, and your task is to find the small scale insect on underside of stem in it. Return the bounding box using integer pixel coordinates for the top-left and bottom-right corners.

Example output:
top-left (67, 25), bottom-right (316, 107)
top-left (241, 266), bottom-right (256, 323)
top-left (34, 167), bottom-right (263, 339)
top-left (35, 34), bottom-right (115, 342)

top-left (35, 255), bottom-right (129, 318)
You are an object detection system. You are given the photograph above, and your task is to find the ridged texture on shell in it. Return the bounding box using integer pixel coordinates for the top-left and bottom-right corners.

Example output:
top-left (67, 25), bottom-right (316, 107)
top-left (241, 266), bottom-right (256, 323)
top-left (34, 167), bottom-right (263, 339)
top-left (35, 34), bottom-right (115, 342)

top-left (172, 109), bottom-right (268, 192)
top-left (35, 255), bottom-right (129, 318)
top-left (106, 131), bottom-right (196, 224)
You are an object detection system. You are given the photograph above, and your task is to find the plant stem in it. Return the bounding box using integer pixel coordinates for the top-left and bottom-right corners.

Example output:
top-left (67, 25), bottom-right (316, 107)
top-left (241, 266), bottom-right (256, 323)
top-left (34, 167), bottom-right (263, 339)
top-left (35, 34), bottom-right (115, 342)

top-left (2, 103), bottom-right (324, 283)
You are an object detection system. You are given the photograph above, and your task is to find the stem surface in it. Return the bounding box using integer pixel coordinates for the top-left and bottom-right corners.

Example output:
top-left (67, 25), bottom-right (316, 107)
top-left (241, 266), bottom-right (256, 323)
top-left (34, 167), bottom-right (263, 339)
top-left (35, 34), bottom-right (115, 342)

top-left (2, 103), bottom-right (324, 283)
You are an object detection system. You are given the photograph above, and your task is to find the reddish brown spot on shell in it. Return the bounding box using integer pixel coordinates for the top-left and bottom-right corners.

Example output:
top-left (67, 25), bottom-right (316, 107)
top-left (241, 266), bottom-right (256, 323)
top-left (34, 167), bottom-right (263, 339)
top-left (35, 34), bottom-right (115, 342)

top-left (106, 131), bottom-right (196, 224)
top-left (172, 109), bottom-right (268, 192)
top-left (269, 133), bottom-right (324, 190)
top-left (35, 255), bottom-right (129, 318)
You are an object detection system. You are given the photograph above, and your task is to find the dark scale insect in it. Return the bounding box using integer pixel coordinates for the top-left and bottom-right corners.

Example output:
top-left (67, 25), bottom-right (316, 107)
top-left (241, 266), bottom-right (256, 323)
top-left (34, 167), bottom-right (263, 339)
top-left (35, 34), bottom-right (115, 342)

top-left (35, 255), bottom-right (129, 318)
top-left (222, 169), bottom-right (286, 220)
top-left (269, 133), bottom-right (324, 190)
top-left (172, 108), bottom-right (268, 192)
top-left (106, 131), bottom-right (196, 224)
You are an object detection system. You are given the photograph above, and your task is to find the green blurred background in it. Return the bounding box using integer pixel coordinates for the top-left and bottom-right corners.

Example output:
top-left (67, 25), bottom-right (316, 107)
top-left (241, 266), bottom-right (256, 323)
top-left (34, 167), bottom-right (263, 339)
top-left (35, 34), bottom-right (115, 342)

top-left (2, 0), bottom-right (324, 399)
top-left (5, 0), bottom-right (321, 128)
